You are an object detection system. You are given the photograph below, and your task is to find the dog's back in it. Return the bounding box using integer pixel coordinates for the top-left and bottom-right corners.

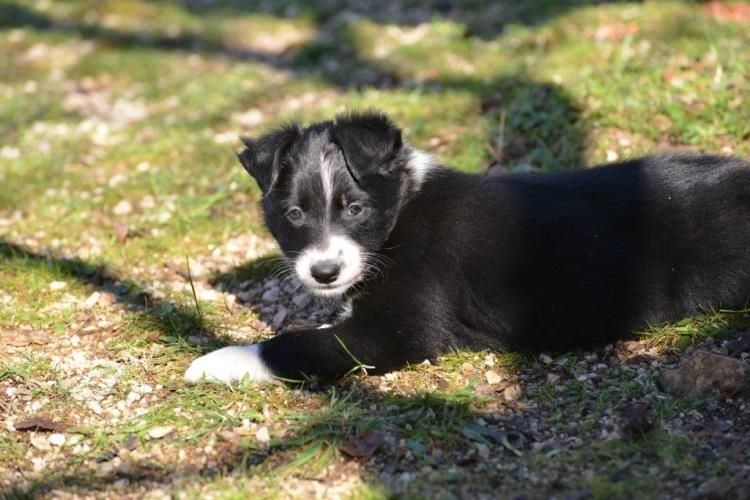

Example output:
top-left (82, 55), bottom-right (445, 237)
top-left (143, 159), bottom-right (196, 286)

top-left (373, 154), bottom-right (750, 352)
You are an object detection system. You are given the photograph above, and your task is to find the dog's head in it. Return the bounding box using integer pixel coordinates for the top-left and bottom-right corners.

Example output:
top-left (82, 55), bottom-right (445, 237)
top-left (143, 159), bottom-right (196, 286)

top-left (238, 111), bottom-right (434, 297)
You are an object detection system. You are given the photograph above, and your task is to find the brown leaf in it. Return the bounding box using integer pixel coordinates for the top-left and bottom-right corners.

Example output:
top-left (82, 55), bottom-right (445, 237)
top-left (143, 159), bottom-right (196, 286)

top-left (4, 328), bottom-right (52, 347)
top-left (339, 430), bottom-right (385, 458)
top-left (14, 416), bottom-right (71, 433)
top-left (592, 22), bottom-right (639, 41)
top-left (113, 223), bottom-right (130, 243)
top-left (702, 1), bottom-right (750, 24)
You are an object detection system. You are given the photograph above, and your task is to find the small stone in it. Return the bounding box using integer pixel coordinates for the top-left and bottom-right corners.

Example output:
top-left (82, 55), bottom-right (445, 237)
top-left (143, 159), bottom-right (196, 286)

top-left (271, 307), bottom-right (288, 328)
top-left (112, 199), bottom-right (133, 216)
top-left (83, 291), bottom-right (101, 309)
top-left (619, 401), bottom-right (657, 439)
top-left (485, 370), bottom-right (504, 385)
top-left (147, 426), bottom-right (174, 440)
top-left (49, 281), bottom-right (67, 291)
top-left (113, 223), bottom-right (129, 243)
top-left (116, 458), bottom-right (132, 475)
top-left (339, 430), bottom-right (386, 458)
top-left (48, 433), bottom-right (66, 446)
top-left (502, 384), bottom-right (522, 401)
top-left (727, 331), bottom-right (750, 356)
top-left (236, 289), bottom-right (258, 303)
top-left (255, 426), bottom-right (270, 446)
top-left (233, 108), bottom-right (264, 128)
top-left (217, 430), bottom-right (240, 442)
top-left (539, 353), bottom-right (553, 364)
top-left (185, 258), bottom-right (207, 278)
top-left (261, 287), bottom-right (280, 302)
top-left (30, 433), bottom-right (52, 451)
top-left (695, 477), bottom-right (730, 499)
top-left (31, 457), bottom-right (46, 472)
top-left (659, 350), bottom-right (749, 397)
top-left (291, 292), bottom-right (310, 308)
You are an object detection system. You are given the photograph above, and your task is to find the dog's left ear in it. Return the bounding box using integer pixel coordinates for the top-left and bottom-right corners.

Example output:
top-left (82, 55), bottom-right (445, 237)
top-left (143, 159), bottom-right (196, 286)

top-left (332, 111), bottom-right (403, 181)
top-left (238, 123), bottom-right (301, 195)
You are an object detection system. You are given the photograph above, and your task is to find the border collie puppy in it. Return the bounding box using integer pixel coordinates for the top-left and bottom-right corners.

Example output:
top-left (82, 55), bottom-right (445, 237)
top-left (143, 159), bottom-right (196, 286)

top-left (185, 111), bottom-right (750, 384)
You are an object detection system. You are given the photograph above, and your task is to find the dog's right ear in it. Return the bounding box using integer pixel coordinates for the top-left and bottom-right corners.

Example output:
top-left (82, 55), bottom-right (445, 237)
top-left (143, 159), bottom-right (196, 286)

top-left (238, 124), bottom-right (301, 194)
top-left (331, 111), bottom-right (403, 182)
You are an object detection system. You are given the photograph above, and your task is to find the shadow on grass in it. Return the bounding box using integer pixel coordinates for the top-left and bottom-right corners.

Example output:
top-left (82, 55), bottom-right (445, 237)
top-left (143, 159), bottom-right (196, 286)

top-left (6, 332), bottom-right (750, 498)
top-left (3, 239), bottom-right (750, 496)
top-left (0, 238), bottom-right (219, 347)
top-left (0, 0), bottom-right (589, 171)
top-left (5, 382), bottom-right (539, 498)
top-left (159, 0), bottom-right (634, 40)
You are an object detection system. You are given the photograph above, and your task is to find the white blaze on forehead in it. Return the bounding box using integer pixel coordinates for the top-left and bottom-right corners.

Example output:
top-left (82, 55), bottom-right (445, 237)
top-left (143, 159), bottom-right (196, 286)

top-left (295, 234), bottom-right (364, 297)
top-left (320, 152), bottom-right (335, 221)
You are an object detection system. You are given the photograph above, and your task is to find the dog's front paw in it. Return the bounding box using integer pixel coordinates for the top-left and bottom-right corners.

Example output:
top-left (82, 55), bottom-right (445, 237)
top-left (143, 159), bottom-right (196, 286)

top-left (184, 345), bottom-right (275, 384)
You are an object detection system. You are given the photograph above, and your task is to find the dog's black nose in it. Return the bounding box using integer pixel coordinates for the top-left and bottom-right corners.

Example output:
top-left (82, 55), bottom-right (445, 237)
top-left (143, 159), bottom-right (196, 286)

top-left (310, 260), bottom-right (340, 284)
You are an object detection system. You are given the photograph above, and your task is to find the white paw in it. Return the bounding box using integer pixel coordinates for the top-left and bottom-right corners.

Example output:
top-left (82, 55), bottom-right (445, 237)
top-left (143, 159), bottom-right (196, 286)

top-left (184, 344), bottom-right (275, 384)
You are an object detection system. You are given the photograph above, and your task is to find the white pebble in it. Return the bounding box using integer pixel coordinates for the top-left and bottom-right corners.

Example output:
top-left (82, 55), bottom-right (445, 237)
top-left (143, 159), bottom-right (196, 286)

top-left (48, 433), bottom-right (66, 446)
top-left (112, 199), bottom-right (133, 215)
top-left (255, 426), bottom-right (270, 445)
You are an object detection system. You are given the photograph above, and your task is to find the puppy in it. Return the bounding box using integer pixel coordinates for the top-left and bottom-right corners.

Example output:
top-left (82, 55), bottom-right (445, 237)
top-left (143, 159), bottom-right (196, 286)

top-left (185, 111), bottom-right (750, 384)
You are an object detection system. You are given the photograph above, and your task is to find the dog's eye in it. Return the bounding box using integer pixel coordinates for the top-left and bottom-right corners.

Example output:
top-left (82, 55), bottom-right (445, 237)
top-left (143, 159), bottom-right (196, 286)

top-left (286, 207), bottom-right (304, 222)
top-left (346, 202), bottom-right (363, 217)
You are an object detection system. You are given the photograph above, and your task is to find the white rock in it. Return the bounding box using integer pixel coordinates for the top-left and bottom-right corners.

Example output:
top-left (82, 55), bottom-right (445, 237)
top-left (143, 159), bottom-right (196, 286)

top-left (112, 199), bottom-right (133, 215)
top-left (31, 457), bottom-right (47, 472)
top-left (139, 194), bottom-right (155, 209)
top-left (30, 433), bottom-right (52, 451)
top-left (49, 281), bottom-right (67, 291)
top-left (539, 353), bottom-right (553, 364)
top-left (88, 400), bottom-right (103, 415)
top-left (48, 433), bottom-right (66, 446)
top-left (147, 425), bottom-right (174, 439)
top-left (255, 425), bottom-right (270, 445)
top-left (232, 108), bottom-right (264, 128)
top-left (1, 146), bottom-right (20, 159)
top-left (108, 173), bottom-right (126, 187)
top-left (198, 288), bottom-right (218, 301)
top-left (83, 291), bottom-right (100, 308)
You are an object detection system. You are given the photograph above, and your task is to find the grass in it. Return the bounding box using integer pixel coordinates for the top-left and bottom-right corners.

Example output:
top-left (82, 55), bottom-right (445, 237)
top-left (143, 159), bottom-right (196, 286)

top-left (2, 0), bottom-right (750, 497)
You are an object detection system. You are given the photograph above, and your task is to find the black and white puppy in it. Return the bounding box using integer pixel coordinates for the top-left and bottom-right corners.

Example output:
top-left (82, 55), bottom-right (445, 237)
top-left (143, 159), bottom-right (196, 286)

top-left (185, 111), bottom-right (750, 384)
